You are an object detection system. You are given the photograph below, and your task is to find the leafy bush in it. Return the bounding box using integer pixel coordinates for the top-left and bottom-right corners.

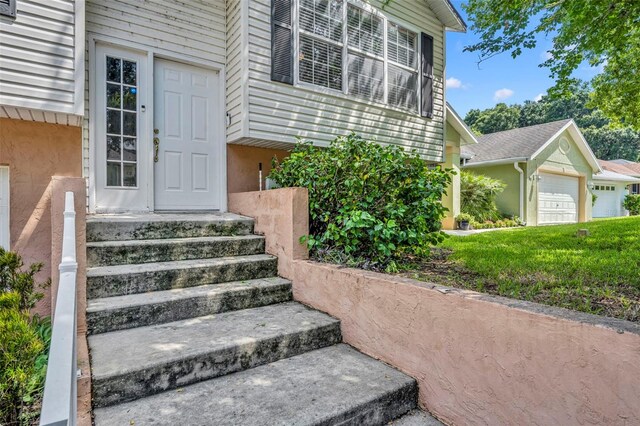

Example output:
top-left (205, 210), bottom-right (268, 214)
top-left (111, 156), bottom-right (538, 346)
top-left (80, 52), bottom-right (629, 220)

top-left (471, 218), bottom-right (520, 229)
top-left (460, 171), bottom-right (506, 222)
top-left (0, 249), bottom-right (50, 425)
top-left (0, 248), bottom-right (49, 311)
top-left (270, 134), bottom-right (453, 270)
top-left (455, 213), bottom-right (473, 223)
top-left (624, 194), bottom-right (640, 215)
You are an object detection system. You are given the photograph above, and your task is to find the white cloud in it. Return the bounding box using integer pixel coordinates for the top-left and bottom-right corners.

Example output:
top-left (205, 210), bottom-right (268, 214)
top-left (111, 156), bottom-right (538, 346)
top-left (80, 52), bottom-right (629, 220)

top-left (540, 50), bottom-right (553, 61)
top-left (534, 93), bottom-right (544, 102)
top-left (446, 77), bottom-right (464, 89)
top-left (493, 88), bottom-right (514, 102)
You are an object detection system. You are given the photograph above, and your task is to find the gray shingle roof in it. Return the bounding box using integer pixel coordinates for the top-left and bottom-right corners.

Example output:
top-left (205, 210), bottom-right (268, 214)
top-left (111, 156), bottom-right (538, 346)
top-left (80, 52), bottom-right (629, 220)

top-left (464, 119), bottom-right (572, 165)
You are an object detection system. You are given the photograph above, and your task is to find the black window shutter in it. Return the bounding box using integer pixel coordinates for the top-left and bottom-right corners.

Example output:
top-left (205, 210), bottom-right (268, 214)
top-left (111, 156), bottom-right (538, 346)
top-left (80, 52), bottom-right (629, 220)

top-left (271, 0), bottom-right (294, 84)
top-left (0, 0), bottom-right (16, 18)
top-left (420, 33), bottom-right (434, 118)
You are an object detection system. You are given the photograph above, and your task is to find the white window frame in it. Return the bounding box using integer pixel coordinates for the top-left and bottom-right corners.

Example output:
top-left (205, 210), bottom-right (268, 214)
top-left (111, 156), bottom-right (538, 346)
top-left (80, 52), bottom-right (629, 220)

top-left (0, 166), bottom-right (9, 250)
top-left (293, 0), bottom-right (422, 114)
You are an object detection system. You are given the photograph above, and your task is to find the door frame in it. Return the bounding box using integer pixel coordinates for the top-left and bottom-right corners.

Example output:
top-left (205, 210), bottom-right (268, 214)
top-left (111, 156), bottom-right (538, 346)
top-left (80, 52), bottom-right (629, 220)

top-left (88, 35), bottom-right (227, 213)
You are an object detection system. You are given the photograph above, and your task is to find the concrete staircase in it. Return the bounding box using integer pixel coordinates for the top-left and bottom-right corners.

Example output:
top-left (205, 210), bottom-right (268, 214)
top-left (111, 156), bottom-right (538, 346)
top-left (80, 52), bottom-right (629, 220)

top-left (86, 213), bottom-right (442, 425)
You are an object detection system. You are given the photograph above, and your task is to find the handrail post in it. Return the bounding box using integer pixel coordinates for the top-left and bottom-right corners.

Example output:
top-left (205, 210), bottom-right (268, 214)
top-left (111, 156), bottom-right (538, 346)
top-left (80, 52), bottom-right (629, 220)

top-left (40, 191), bottom-right (78, 426)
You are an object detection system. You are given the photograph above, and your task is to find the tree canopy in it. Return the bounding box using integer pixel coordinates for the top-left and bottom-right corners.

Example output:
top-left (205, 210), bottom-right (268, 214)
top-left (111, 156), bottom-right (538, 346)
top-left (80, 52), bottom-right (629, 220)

top-left (464, 82), bottom-right (640, 161)
top-left (463, 0), bottom-right (640, 129)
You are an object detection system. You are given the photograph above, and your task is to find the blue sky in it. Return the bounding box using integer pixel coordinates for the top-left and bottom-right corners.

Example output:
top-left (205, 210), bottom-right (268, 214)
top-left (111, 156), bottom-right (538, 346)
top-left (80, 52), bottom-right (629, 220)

top-left (445, 1), bottom-right (601, 118)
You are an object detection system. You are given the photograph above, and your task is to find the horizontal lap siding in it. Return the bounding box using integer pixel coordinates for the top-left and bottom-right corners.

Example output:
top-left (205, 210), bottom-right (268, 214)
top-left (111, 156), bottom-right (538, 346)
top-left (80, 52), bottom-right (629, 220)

top-left (227, 0), bottom-right (244, 141)
top-left (0, 0), bottom-right (77, 115)
top-left (83, 0), bottom-right (226, 178)
top-left (244, 0), bottom-right (446, 161)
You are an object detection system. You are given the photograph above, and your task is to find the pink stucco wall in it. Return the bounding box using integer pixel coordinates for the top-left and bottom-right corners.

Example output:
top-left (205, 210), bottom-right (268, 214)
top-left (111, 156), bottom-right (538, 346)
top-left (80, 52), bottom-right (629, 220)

top-left (229, 187), bottom-right (640, 425)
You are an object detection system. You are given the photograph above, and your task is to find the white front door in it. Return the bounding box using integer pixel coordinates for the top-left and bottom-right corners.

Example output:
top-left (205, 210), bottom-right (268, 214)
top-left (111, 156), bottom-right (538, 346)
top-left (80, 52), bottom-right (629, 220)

top-left (94, 45), bottom-right (149, 212)
top-left (153, 60), bottom-right (224, 210)
top-left (538, 173), bottom-right (579, 224)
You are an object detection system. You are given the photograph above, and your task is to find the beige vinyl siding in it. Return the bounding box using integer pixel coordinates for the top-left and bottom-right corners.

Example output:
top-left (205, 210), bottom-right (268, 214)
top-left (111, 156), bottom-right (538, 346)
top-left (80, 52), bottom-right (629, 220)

top-left (226, 0), bottom-right (245, 141)
top-left (0, 0), bottom-right (82, 121)
top-left (234, 0), bottom-right (446, 161)
top-left (83, 0), bottom-right (226, 178)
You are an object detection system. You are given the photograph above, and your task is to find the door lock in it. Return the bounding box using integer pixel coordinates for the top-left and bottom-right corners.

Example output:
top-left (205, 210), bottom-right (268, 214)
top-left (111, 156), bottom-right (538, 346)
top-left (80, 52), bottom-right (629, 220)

top-left (153, 128), bottom-right (160, 163)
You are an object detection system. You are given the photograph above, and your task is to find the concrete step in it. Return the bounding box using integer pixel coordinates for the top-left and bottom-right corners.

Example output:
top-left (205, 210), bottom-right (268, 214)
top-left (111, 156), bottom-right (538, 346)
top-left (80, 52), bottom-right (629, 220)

top-left (87, 277), bottom-right (292, 334)
top-left (86, 212), bottom-right (254, 242)
top-left (389, 410), bottom-right (445, 425)
top-left (93, 344), bottom-right (417, 426)
top-left (86, 235), bottom-right (265, 267)
top-left (89, 302), bottom-right (342, 408)
top-left (86, 254), bottom-right (278, 299)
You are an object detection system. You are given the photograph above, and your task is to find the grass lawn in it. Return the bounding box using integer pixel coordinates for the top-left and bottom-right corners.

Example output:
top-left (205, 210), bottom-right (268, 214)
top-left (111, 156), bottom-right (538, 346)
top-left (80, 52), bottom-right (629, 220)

top-left (401, 216), bottom-right (640, 322)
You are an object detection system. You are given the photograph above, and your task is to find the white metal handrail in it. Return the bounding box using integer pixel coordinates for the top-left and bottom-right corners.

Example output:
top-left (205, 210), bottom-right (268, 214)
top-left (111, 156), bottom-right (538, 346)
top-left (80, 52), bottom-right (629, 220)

top-left (40, 192), bottom-right (78, 426)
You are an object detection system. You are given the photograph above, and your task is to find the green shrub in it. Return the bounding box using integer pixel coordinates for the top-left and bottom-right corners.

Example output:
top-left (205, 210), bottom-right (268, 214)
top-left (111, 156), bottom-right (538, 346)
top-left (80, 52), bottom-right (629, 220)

top-left (624, 194), bottom-right (640, 215)
top-left (0, 248), bottom-right (49, 311)
top-left (270, 133), bottom-right (453, 270)
top-left (0, 249), bottom-right (51, 425)
top-left (460, 171), bottom-right (506, 222)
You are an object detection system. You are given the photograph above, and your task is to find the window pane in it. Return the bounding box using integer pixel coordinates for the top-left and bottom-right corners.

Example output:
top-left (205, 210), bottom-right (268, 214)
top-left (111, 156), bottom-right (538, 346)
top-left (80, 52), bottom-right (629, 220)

top-left (123, 163), bottom-right (137, 187)
top-left (388, 64), bottom-right (417, 111)
top-left (123, 86), bottom-right (137, 111)
top-left (107, 84), bottom-right (121, 108)
top-left (299, 35), bottom-right (342, 90)
top-left (106, 57), bottom-right (121, 83)
top-left (123, 60), bottom-right (137, 85)
top-left (387, 23), bottom-right (418, 68)
top-left (347, 5), bottom-right (383, 57)
top-left (123, 137), bottom-right (137, 161)
top-left (107, 162), bottom-right (121, 186)
top-left (123, 112), bottom-right (137, 136)
top-left (300, 0), bottom-right (343, 43)
top-left (347, 52), bottom-right (384, 102)
top-left (107, 135), bottom-right (122, 160)
top-left (106, 110), bottom-right (121, 134)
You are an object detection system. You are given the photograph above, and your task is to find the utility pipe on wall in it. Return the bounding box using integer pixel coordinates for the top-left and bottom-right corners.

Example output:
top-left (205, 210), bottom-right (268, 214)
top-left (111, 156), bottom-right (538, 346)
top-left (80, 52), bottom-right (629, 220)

top-left (514, 162), bottom-right (525, 223)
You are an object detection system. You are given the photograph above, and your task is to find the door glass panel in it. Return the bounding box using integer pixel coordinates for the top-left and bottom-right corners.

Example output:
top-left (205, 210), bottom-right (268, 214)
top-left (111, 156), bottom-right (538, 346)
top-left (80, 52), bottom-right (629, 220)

top-left (105, 55), bottom-right (138, 187)
top-left (123, 137), bottom-right (137, 161)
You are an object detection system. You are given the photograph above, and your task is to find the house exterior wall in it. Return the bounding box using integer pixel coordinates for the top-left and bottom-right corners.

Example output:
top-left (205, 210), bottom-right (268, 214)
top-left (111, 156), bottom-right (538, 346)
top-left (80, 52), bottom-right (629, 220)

top-left (83, 0), bottom-right (227, 179)
top-left (228, 0), bottom-right (447, 162)
top-left (227, 144), bottom-right (290, 194)
top-left (0, 0), bottom-right (83, 125)
top-left (467, 164), bottom-right (522, 219)
top-left (0, 118), bottom-right (82, 315)
top-left (441, 122), bottom-right (461, 229)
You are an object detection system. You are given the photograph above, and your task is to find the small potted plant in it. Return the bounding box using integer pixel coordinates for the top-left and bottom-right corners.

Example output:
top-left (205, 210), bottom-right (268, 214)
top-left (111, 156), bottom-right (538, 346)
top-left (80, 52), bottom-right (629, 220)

top-left (455, 213), bottom-right (473, 231)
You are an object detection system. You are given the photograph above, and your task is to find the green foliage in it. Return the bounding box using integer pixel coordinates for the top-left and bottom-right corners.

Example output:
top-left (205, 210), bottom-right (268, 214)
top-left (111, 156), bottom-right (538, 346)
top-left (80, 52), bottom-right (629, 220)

top-left (269, 134), bottom-right (453, 270)
top-left (462, 0), bottom-right (640, 129)
top-left (459, 171), bottom-right (506, 222)
top-left (463, 82), bottom-right (640, 161)
top-left (0, 247), bottom-right (49, 311)
top-left (455, 213), bottom-right (473, 223)
top-left (623, 194), bottom-right (640, 216)
top-left (0, 293), bottom-right (48, 425)
top-left (471, 218), bottom-right (519, 230)
top-left (0, 249), bottom-right (51, 425)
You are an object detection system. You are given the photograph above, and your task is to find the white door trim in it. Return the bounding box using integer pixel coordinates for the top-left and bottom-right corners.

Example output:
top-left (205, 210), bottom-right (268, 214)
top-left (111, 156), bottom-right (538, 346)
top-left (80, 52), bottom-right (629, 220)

top-left (88, 36), bottom-right (227, 212)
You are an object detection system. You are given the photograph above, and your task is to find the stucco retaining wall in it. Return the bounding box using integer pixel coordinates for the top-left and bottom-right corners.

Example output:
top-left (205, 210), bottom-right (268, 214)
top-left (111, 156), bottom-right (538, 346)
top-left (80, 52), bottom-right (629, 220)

top-left (229, 187), bottom-right (640, 425)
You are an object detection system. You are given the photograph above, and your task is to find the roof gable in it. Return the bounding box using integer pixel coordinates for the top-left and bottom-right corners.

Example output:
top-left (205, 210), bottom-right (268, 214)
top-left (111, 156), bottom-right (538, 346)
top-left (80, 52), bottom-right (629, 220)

top-left (427, 0), bottom-right (466, 32)
top-left (464, 119), bottom-right (601, 173)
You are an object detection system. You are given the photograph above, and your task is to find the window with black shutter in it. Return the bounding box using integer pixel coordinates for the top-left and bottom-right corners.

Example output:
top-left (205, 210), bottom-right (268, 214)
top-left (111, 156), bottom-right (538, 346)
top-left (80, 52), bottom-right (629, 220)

top-left (271, 0), bottom-right (294, 84)
top-left (271, 0), bottom-right (435, 116)
top-left (0, 0), bottom-right (16, 18)
top-left (420, 32), bottom-right (434, 118)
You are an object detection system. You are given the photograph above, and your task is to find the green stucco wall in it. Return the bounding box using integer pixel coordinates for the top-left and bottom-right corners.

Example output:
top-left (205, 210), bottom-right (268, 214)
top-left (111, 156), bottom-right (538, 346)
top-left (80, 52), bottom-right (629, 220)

top-left (466, 163), bottom-right (523, 219)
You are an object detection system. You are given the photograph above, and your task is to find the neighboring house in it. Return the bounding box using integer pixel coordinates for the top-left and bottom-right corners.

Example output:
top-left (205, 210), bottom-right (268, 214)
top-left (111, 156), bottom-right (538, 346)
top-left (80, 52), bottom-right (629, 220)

top-left (441, 102), bottom-right (477, 229)
top-left (600, 159), bottom-right (640, 195)
top-left (462, 119), bottom-right (602, 226)
top-left (0, 0), bottom-right (466, 305)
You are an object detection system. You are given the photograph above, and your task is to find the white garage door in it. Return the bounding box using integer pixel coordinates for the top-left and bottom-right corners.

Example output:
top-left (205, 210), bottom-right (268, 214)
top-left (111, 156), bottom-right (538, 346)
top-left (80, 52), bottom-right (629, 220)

top-left (593, 184), bottom-right (621, 218)
top-left (538, 173), bottom-right (579, 224)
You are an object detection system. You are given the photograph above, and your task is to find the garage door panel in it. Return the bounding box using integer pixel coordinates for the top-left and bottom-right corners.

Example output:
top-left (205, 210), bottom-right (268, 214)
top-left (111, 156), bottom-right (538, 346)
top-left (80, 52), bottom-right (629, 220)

top-left (538, 174), bottom-right (579, 224)
top-left (593, 186), bottom-right (621, 218)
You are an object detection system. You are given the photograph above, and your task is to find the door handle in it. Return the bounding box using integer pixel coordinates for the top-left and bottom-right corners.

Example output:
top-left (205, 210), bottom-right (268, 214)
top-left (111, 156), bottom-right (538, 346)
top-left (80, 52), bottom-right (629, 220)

top-left (153, 128), bottom-right (159, 163)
